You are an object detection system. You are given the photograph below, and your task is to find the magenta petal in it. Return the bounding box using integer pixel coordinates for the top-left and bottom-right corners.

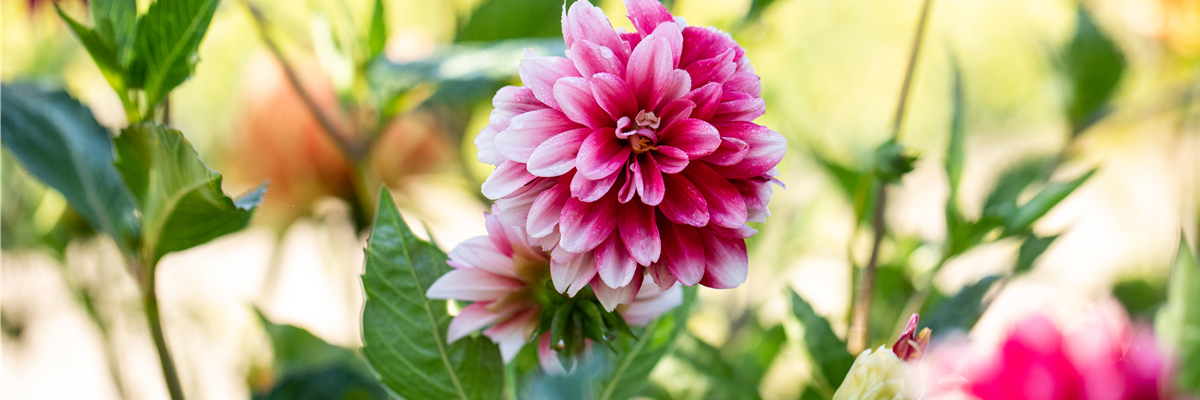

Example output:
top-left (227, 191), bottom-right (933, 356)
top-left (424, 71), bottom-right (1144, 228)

top-left (537, 332), bottom-right (569, 375)
top-left (724, 72), bottom-right (762, 97)
top-left (657, 118), bottom-right (720, 158)
top-left (684, 82), bottom-right (723, 121)
top-left (550, 254), bottom-right (598, 295)
top-left (680, 26), bottom-right (743, 69)
top-left (564, 1), bottom-right (627, 62)
top-left (484, 308), bottom-right (538, 363)
top-left (709, 224), bottom-right (758, 239)
top-left (658, 219), bottom-right (706, 286)
top-left (682, 162), bottom-right (747, 229)
top-left (554, 77), bottom-right (612, 129)
top-left (638, 155), bottom-right (666, 205)
top-left (426, 268), bottom-right (526, 301)
top-left (659, 173), bottom-right (709, 227)
top-left (653, 145), bottom-right (689, 174)
top-left (710, 122), bottom-right (787, 179)
top-left (569, 39), bottom-right (625, 78)
top-left (622, 276), bottom-right (683, 325)
top-left (626, 30), bottom-right (675, 111)
top-left (495, 177), bottom-right (557, 227)
top-left (703, 137), bottom-right (750, 166)
top-left (686, 48), bottom-right (736, 89)
top-left (518, 54), bottom-right (580, 110)
top-left (595, 234), bottom-right (638, 288)
top-left (450, 236), bottom-right (515, 277)
top-left (559, 195), bottom-right (618, 253)
top-left (660, 69), bottom-right (692, 110)
top-left (698, 229), bottom-right (748, 289)
top-left (623, 0), bottom-right (675, 37)
top-left (591, 269), bottom-right (643, 311)
top-left (527, 128), bottom-right (591, 177)
top-left (590, 73), bottom-right (639, 121)
top-left (650, 21), bottom-right (683, 68)
top-left (657, 99), bottom-right (695, 131)
top-left (570, 167), bottom-right (621, 201)
top-left (496, 108), bottom-right (581, 163)
top-left (447, 302), bottom-right (508, 343)
top-left (527, 180), bottom-right (572, 238)
top-left (714, 96), bottom-right (766, 123)
top-left (618, 162), bottom-right (640, 203)
top-left (618, 200), bottom-right (661, 265)
top-left (481, 160), bottom-right (536, 200)
top-left (647, 262), bottom-right (678, 291)
top-left (732, 176), bottom-right (774, 223)
top-left (576, 127), bottom-right (632, 179)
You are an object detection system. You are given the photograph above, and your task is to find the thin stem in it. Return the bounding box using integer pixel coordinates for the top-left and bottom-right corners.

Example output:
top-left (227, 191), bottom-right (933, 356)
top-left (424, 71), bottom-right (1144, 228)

top-left (242, 0), bottom-right (365, 161)
top-left (847, 0), bottom-right (936, 354)
top-left (138, 255), bottom-right (186, 400)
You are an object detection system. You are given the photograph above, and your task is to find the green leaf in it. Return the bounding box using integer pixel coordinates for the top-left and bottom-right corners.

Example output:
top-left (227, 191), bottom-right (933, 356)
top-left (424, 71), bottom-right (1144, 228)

top-left (809, 151), bottom-right (875, 226)
top-left (90, 0), bottom-right (137, 65)
top-left (368, 0), bottom-right (387, 59)
top-left (1005, 168), bottom-right (1096, 233)
top-left (1063, 6), bottom-right (1125, 135)
top-left (982, 158), bottom-right (1051, 221)
top-left (593, 286), bottom-right (696, 400)
top-left (257, 311), bottom-right (366, 375)
top-left (871, 139), bottom-right (918, 184)
top-left (869, 264), bottom-right (915, 346)
top-left (1111, 278), bottom-right (1167, 318)
top-left (254, 365), bottom-right (390, 400)
top-left (790, 290), bottom-right (855, 389)
top-left (113, 123), bottom-right (263, 262)
top-left (0, 83), bottom-right (140, 252)
top-left (742, 0), bottom-right (780, 27)
top-left (132, 0), bottom-right (221, 108)
top-left (921, 275), bottom-right (999, 335)
top-left (800, 386), bottom-right (824, 400)
top-left (56, 7), bottom-right (129, 92)
top-left (1014, 234), bottom-right (1058, 274)
top-left (455, 0), bottom-right (579, 42)
top-left (1156, 236), bottom-right (1200, 394)
top-left (361, 189), bottom-right (504, 400)
top-left (945, 58), bottom-right (966, 198)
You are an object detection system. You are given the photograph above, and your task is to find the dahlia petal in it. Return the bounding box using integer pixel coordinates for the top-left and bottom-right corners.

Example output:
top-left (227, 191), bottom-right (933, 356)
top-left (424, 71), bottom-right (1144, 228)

top-left (592, 269), bottom-right (643, 311)
top-left (680, 26), bottom-right (743, 69)
top-left (577, 127), bottom-right (632, 179)
top-left (732, 176), bottom-right (774, 223)
top-left (682, 162), bottom-right (748, 229)
top-left (709, 224), bottom-right (758, 239)
top-left (685, 48), bottom-right (736, 89)
top-left (496, 108), bottom-right (581, 163)
top-left (564, 1), bottom-right (627, 62)
top-left (569, 40), bottom-right (625, 78)
top-left (448, 302), bottom-right (508, 343)
top-left (559, 195), bottom-right (618, 253)
top-left (493, 86), bottom-right (544, 115)
top-left (482, 160), bottom-right (536, 200)
top-left (647, 262), bottom-right (678, 291)
top-left (684, 82), bottom-right (723, 121)
top-left (658, 118), bottom-right (721, 158)
top-left (618, 162), bottom-right (640, 203)
top-left (622, 276), bottom-right (683, 326)
top-left (626, 30), bottom-right (675, 111)
top-left (475, 125), bottom-right (505, 165)
top-left (527, 180), bottom-right (573, 238)
top-left (495, 177), bottom-right (557, 227)
top-left (537, 332), bottom-right (569, 375)
top-left (483, 211), bottom-right (514, 257)
top-left (426, 268), bottom-right (526, 301)
top-left (550, 253), bottom-right (598, 295)
top-left (570, 167), bottom-right (621, 202)
top-left (698, 229), bottom-right (748, 289)
top-left (623, 0), bottom-right (674, 38)
top-left (450, 236), bottom-right (516, 278)
top-left (653, 145), bottom-right (689, 174)
top-left (657, 219), bottom-right (706, 285)
top-left (650, 21), bottom-right (684, 68)
top-left (710, 122), bottom-right (788, 179)
top-left (724, 71), bottom-right (761, 97)
top-left (703, 137), bottom-right (750, 166)
top-left (484, 308), bottom-right (538, 363)
top-left (596, 234), bottom-right (638, 288)
top-left (660, 69), bottom-right (693, 110)
top-left (527, 128), bottom-right (591, 177)
top-left (638, 155), bottom-right (666, 205)
top-left (518, 54), bottom-right (580, 110)
top-left (657, 99), bottom-right (695, 131)
top-left (554, 77), bottom-right (612, 129)
top-left (714, 96), bottom-right (766, 123)
top-left (620, 31), bottom-right (643, 51)
top-left (618, 200), bottom-right (661, 265)
top-left (590, 73), bottom-right (639, 121)
top-left (659, 173), bottom-right (709, 227)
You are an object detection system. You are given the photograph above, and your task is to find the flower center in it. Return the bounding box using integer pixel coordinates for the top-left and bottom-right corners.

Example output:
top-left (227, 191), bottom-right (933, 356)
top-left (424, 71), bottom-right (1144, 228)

top-left (629, 134), bottom-right (657, 154)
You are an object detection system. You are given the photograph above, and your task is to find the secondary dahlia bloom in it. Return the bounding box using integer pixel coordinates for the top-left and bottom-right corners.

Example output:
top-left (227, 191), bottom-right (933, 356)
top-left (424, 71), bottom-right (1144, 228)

top-left (425, 206), bottom-right (682, 368)
top-left (476, 0), bottom-right (785, 302)
top-left (834, 314), bottom-right (932, 400)
top-left (967, 314), bottom-right (1176, 400)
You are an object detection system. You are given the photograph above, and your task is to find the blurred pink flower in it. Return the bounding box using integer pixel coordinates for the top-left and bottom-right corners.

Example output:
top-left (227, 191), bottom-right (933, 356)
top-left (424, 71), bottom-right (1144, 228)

top-left (425, 206), bottom-right (682, 367)
top-left (476, 0), bottom-right (785, 300)
top-left (967, 314), bottom-right (1175, 400)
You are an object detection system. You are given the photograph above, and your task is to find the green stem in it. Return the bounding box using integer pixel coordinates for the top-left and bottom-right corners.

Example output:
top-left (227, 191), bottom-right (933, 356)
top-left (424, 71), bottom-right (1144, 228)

top-left (138, 255), bottom-right (186, 400)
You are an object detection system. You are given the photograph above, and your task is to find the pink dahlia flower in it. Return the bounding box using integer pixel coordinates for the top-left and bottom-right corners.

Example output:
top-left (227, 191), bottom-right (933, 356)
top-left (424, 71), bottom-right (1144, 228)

top-left (967, 314), bottom-right (1176, 400)
top-left (476, 0), bottom-right (785, 300)
top-left (425, 206), bottom-right (683, 367)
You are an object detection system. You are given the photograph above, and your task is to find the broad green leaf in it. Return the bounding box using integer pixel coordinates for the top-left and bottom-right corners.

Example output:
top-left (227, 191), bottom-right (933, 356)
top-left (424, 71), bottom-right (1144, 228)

top-left (132, 0), bottom-right (221, 107)
top-left (921, 275), bottom-right (999, 335)
top-left (1005, 168), bottom-right (1096, 233)
top-left (253, 365), bottom-right (389, 400)
top-left (1014, 234), bottom-right (1058, 274)
top-left (361, 190), bottom-right (503, 400)
top-left (593, 286), bottom-right (696, 400)
top-left (258, 311), bottom-right (366, 375)
top-left (1, 151), bottom-right (96, 258)
top-left (670, 334), bottom-right (749, 400)
top-left (113, 123), bottom-right (263, 262)
top-left (1111, 278), bottom-right (1166, 318)
top-left (1156, 236), bottom-right (1200, 394)
top-left (982, 158), bottom-right (1051, 222)
top-left (455, 0), bottom-right (579, 42)
top-left (90, 0), bottom-right (137, 65)
top-left (871, 139), bottom-right (917, 184)
top-left (56, 7), bottom-right (129, 92)
top-left (368, 0), bottom-right (387, 59)
top-left (1063, 6), bottom-right (1125, 135)
top-left (790, 290), bottom-right (855, 389)
top-left (0, 83), bottom-right (140, 252)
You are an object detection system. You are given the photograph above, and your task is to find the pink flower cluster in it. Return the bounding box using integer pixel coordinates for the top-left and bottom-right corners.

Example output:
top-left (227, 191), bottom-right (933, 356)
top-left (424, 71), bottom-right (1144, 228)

top-left (475, 0), bottom-right (785, 304)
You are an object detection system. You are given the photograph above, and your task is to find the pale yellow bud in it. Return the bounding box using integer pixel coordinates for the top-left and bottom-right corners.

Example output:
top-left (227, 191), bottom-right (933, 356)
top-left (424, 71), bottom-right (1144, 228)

top-left (832, 346), bottom-right (921, 400)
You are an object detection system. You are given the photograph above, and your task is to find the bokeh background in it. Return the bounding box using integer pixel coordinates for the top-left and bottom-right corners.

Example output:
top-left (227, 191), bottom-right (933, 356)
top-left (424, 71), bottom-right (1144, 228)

top-left (3, 0), bottom-right (1199, 398)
